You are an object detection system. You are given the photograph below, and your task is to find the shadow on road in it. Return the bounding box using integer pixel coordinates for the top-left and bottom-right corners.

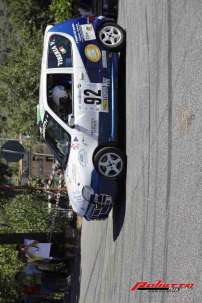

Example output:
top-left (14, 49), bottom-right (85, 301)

top-left (112, 47), bottom-right (127, 241)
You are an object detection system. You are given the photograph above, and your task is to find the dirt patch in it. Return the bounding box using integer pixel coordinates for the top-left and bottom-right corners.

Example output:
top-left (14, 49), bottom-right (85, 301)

top-left (176, 106), bottom-right (195, 133)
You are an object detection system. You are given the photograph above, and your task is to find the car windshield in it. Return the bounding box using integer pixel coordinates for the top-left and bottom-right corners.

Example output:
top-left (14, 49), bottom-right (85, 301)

top-left (44, 115), bottom-right (70, 166)
top-left (48, 34), bottom-right (72, 68)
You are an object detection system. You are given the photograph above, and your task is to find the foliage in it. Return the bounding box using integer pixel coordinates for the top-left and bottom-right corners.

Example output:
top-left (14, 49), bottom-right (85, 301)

top-left (6, 0), bottom-right (53, 31)
top-left (0, 248), bottom-right (21, 303)
top-left (0, 0), bottom-right (73, 141)
top-left (0, 160), bottom-right (11, 185)
top-left (0, 1), bottom-right (74, 301)
top-left (0, 28), bottom-right (43, 139)
top-left (2, 194), bottom-right (49, 232)
top-left (0, 194), bottom-right (50, 302)
top-left (49, 0), bottom-right (73, 22)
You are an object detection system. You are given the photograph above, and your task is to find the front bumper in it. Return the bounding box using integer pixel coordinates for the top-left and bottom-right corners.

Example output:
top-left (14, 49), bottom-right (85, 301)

top-left (84, 193), bottom-right (113, 220)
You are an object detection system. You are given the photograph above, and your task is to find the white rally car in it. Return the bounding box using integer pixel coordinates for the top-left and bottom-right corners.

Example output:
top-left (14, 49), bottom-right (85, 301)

top-left (37, 16), bottom-right (126, 220)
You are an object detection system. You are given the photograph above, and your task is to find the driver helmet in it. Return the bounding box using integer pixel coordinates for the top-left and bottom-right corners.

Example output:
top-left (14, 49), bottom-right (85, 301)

top-left (52, 85), bottom-right (70, 107)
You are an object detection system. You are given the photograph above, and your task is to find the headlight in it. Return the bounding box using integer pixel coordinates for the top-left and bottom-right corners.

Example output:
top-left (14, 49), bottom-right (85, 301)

top-left (82, 186), bottom-right (94, 201)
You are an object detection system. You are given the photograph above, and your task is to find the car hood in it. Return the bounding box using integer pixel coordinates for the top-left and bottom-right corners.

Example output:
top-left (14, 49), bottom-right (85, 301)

top-left (68, 190), bottom-right (89, 216)
top-left (64, 170), bottom-right (90, 216)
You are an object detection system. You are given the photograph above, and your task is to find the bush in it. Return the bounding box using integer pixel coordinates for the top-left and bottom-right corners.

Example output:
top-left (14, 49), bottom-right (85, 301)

top-left (49, 0), bottom-right (73, 22)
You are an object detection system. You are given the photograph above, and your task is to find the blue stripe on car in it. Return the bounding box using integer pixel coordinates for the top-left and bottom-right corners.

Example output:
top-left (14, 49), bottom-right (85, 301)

top-left (98, 53), bottom-right (119, 145)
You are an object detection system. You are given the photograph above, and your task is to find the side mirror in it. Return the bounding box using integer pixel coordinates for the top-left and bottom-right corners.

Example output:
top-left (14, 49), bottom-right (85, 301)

top-left (68, 115), bottom-right (75, 128)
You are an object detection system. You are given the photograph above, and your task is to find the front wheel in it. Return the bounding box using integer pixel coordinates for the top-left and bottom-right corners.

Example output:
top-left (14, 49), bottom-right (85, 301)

top-left (93, 146), bottom-right (126, 179)
top-left (97, 22), bottom-right (126, 52)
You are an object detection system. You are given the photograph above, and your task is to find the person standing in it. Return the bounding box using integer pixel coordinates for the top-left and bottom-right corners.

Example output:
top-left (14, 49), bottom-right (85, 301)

top-left (20, 239), bottom-right (70, 262)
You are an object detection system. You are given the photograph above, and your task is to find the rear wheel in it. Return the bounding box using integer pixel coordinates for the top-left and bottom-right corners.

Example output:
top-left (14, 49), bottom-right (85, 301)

top-left (97, 22), bottom-right (126, 51)
top-left (93, 146), bottom-right (126, 179)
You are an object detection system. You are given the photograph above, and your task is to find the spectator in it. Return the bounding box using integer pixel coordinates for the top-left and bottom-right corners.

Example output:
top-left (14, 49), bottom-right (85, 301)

top-left (18, 239), bottom-right (70, 262)
top-left (16, 263), bottom-right (70, 296)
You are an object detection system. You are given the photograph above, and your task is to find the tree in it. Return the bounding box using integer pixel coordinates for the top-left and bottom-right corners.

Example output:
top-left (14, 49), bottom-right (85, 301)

top-left (0, 28), bottom-right (43, 139)
top-left (7, 0), bottom-right (53, 31)
top-left (49, 0), bottom-right (73, 22)
top-left (0, 1), bottom-right (75, 301)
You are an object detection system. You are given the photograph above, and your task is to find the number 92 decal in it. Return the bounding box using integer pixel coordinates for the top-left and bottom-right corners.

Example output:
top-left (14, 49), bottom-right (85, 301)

top-left (84, 89), bottom-right (102, 105)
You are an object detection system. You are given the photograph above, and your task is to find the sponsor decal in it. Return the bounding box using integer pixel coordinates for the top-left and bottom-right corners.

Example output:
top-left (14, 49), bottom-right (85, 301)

top-left (103, 77), bottom-right (110, 87)
top-left (130, 280), bottom-right (194, 293)
top-left (80, 24), bottom-right (96, 41)
top-left (80, 83), bottom-right (108, 113)
top-left (102, 86), bottom-right (109, 112)
top-left (81, 83), bottom-right (109, 112)
top-left (82, 137), bottom-right (88, 146)
top-left (102, 50), bottom-right (108, 68)
top-left (71, 143), bottom-right (79, 150)
top-left (84, 88), bottom-right (102, 105)
top-left (49, 40), bottom-right (63, 66)
top-left (78, 149), bottom-right (88, 167)
top-left (71, 164), bottom-right (77, 184)
top-left (72, 23), bottom-right (79, 43)
top-left (73, 136), bottom-right (79, 142)
top-left (76, 23), bottom-right (83, 41)
top-left (102, 99), bottom-right (109, 112)
top-left (42, 117), bottom-right (49, 138)
top-left (84, 44), bottom-right (101, 63)
top-left (72, 23), bottom-right (83, 43)
top-left (91, 118), bottom-right (97, 136)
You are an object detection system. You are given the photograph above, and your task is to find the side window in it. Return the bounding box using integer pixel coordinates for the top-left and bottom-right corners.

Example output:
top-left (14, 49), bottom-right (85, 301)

top-left (47, 74), bottom-right (73, 123)
top-left (45, 116), bottom-right (70, 163)
top-left (48, 35), bottom-right (72, 68)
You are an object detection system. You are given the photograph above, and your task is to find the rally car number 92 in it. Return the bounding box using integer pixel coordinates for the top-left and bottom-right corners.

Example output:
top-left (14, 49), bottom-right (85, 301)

top-left (37, 15), bottom-right (126, 220)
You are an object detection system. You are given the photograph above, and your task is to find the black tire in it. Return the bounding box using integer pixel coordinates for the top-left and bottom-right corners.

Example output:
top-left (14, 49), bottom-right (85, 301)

top-left (93, 146), bottom-right (126, 180)
top-left (96, 22), bottom-right (126, 52)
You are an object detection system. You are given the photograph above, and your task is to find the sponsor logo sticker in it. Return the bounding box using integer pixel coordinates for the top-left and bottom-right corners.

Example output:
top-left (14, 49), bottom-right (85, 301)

top-left (71, 143), bottom-right (79, 150)
top-left (49, 40), bottom-right (64, 66)
top-left (84, 44), bottom-right (101, 63)
top-left (80, 24), bottom-right (96, 41)
top-left (102, 86), bottom-right (109, 112)
top-left (102, 50), bottom-right (108, 68)
top-left (78, 149), bottom-right (88, 167)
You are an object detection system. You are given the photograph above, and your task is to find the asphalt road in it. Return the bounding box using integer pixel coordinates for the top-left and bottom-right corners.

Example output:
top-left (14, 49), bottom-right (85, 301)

top-left (79, 1), bottom-right (202, 303)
